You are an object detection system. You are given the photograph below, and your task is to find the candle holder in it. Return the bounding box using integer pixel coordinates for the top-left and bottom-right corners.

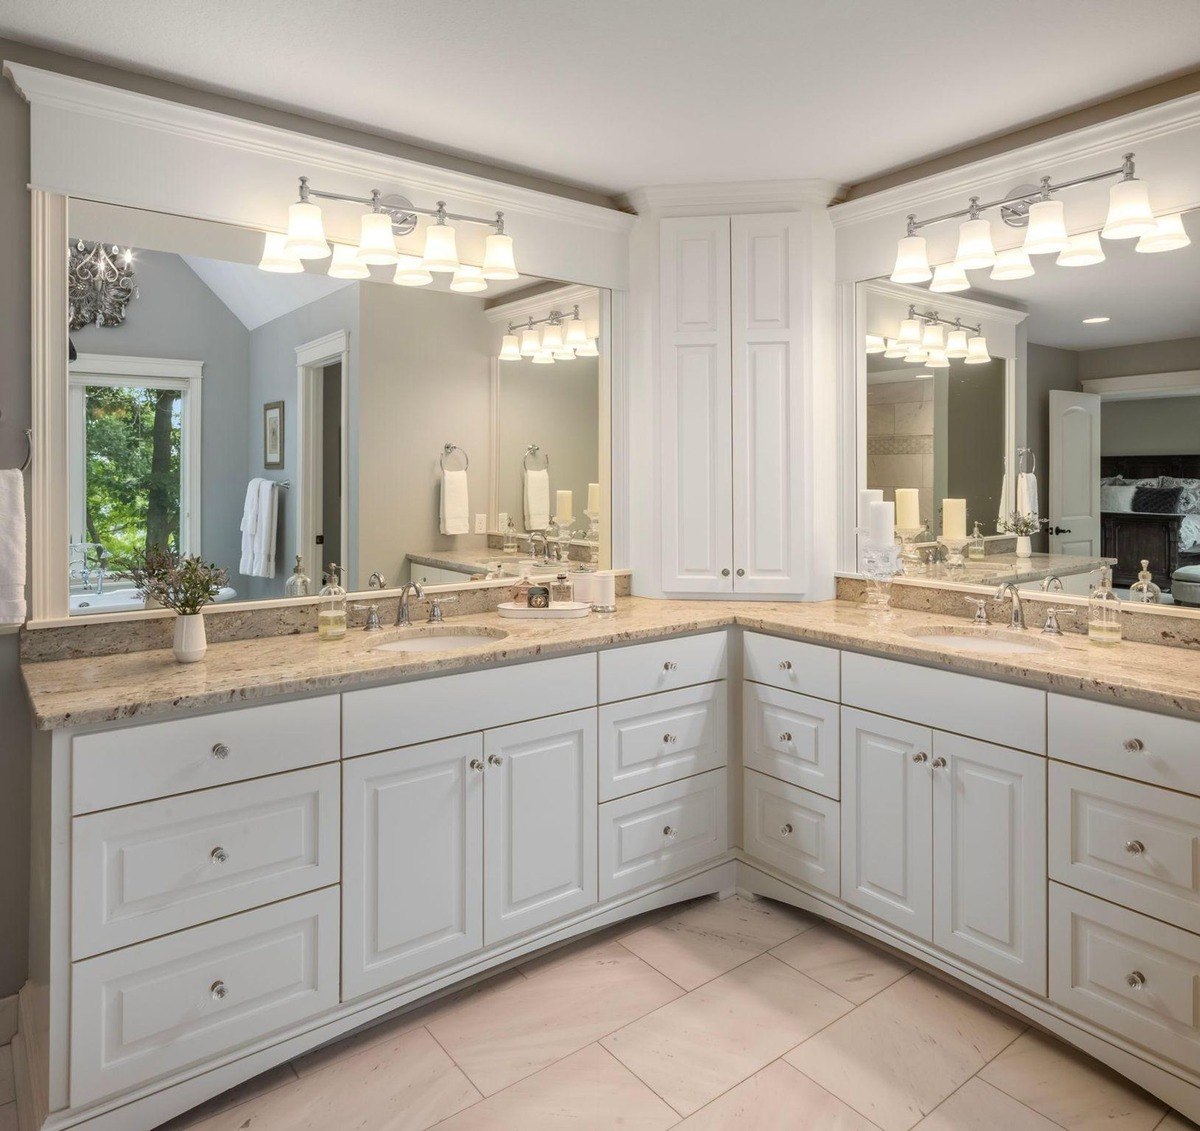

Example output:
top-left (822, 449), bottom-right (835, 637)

top-left (939, 536), bottom-right (971, 571)
top-left (860, 541), bottom-right (901, 621)
top-left (896, 526), bottom-right (926, 567)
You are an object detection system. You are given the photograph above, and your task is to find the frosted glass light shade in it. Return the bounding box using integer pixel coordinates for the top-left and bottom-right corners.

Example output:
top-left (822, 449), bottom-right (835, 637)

top-left (990, 247), bottom-right (1035, 280)
top-left (392, 254), bottom-right (432, 286)
top-left (903, 347), bottom-right (928, 364)
top-left (356, 212), bottom-right (398, 265)
top-left (930, 263), bottom-right (970, 293)
top-left (925, 347), bottom-right (950, 369)
top-left (541, 322), bottom-right (564, 351)
top-left (954, 217), bottom-right (996, 270)
top-left (327, 243), bottom-right (369, 279)
top-left (883, 338), bottom-right (907, 358)
top-left (565, 316), bottom-right (589, 346)
top-left (890, 235), bottom-right (932, 283)
top-left (864, 334), bottom-right (886, 354)
top-left (284, 201), bottom-right (331, 259)
top-left (258, 232), bottom-right (303, 273)
top-left (945, 329), bottom-right (970, 358)
top-left (1136, 213), bottom-right (1191, 253)
top-left (449, 264), bottom-right (488, 293)
top-left (584, 318), bottom-right (600, 339)
top-left (498, 334), bottom-right (522, 361)
top-left (531, 350), bottom-right (555, 365)
top-left (1024, 200), bottom-right (1069, 254)
top-left (1056, 231), bottom-right (1105, 267)
top-left (552, 347), bottom-right (576, 361)
top-left (920, 322), bottom-right (945, 350)
top-left (421, 222), bottom-right (459, 272)
top-left (897, 318), bottom-right (924, 347)
top-left (964, 336), bottom-right (992, 364)
top-left (1102, 178), bottom-right (1155, 239)
top-left (575, 338), bottom-right (600, 357)
top-left (519, 328), bottom-right (541, 356)
top-left (481, 232), bottom-right (519, 280)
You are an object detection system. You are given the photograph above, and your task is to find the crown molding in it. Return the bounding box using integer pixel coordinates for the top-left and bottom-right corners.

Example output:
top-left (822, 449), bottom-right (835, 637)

top-left (483, 283), bottom-right (597, 325)
top-left (860, 279), bottom-right (1029, 326)
top-left (623, 178), bottom-right (843, 215)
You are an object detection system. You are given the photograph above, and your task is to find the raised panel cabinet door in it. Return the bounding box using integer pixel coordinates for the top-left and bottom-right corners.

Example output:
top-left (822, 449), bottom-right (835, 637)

top-left (932, 733), bottom-right (1047, 995)
top-left (840, 707), bottom-right (933, 940)
top-left (342, 734), bottom-right (484, 1000)
top-left (660, 216), bottom-right (733, 593)
top-left (743, 682), bottom-right (839, 799)
top-left (743, 769), bottom-right (840, 897)
top-left (483, 709), bottom-right (598, 944)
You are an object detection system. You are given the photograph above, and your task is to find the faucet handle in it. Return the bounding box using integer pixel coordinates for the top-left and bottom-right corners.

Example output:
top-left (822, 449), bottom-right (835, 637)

top-left (963, 597), bottom-right (989, 625)
top-left (1042, 606), bottom-right (1076, 636)
top-left (427, 595), bottom-right (459, 624)
top-left (351, 603), bottom-right (383, 632)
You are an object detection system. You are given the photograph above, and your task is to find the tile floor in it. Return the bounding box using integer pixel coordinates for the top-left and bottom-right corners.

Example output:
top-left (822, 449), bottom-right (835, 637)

top-left (134, 896), bottom-right (1195, 1129)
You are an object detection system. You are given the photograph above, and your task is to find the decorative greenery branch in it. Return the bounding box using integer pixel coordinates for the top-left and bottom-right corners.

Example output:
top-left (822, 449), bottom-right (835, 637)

top-left (124, 546), bottom-right (228, 616)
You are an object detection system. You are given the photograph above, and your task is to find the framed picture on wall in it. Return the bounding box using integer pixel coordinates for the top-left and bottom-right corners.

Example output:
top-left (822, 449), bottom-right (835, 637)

top-left (263, 401), bottom-right (284, 469)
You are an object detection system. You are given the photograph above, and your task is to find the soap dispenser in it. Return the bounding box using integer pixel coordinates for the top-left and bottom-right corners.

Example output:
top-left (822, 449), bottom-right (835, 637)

top-left (968, 521), bottom-right (986, 562)
top-left (1129, 559), bottom-right (1162, 604)
top-left (318, 563), bottom-right (348, 640)
top-left (1088, 565), bottom-right (1123, 645)
top-left (285, 554), bottom-right (312, 598)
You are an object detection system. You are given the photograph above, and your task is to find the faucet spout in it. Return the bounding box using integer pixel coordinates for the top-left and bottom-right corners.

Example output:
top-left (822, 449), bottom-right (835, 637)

top-left (395, 580), bottom-right (425, 627)
top-left (994, 581), bottom-right (1026, 630)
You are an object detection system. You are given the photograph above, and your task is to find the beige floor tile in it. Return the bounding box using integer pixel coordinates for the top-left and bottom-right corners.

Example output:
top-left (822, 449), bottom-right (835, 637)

top-left (915, 1077), bottom-right (1059, 1130)
top-left (428, 939), bottom-right (682, 1096)
top-left (433, 1044), bottom-right (677, 1130)
top-left (602, 953), bottom-right (852, 1117)
top-left (980, 1029), bottom-right (1166, 1131)
top-left (771, 922), bottom-right (912, 1004)
top-left (786, 971), bottom-right (1023, 1131)
top-left (677, 1059), bottom-right (875, 1130)
top-left (0, 1102), bottom-right (14, 1131)
top-left (0, 1045), bottom-right (12, 1107)
top-left (158, 1063), bottom-right (299, 1129)
top-left (1158, 1112), bottom-right (1200, 1130)
top-left (620, 894), bottom-right (818, 990)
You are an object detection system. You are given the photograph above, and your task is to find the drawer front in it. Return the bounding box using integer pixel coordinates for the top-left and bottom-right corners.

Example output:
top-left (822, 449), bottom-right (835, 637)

top-left (743, 682), bottom-right (839, 799)
top-left (73, 696), bottom-right (341, 814)
top-left (72, 765), bottom-right (340, 960)
top-left (1050, 762), bottom-right (1200, 934)
top-left (1050, 883), bottom-right (1200, 1071)
top-left (1049, 694), bottom-right (1200, 795)
top-left (842, 652), bottom-right (1045, 754)
top-left (71, 888), bottom-right (339, 1107)
top-left (743, 632), bottom-right (839, 700)
top-left (598, 632), bottom-right (727, 704)
top-left (343, 653), bottom-right (597, 757)
top-left (598, 769), bottom-right (728, 900)
top-left (743, 769), bottom-right (839, 897)
top-left (599, 683), bottom-right (728, 801)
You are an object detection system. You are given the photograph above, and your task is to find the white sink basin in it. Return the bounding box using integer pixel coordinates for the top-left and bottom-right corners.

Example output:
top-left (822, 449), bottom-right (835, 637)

top-left (372, 626), bottom-right (508, 653)
top-left (904, 626), bottom-right (1058, 655)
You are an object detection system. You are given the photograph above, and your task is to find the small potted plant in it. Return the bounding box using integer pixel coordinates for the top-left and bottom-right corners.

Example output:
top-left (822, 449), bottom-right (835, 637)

top-left (997, 511), bottom-right (1048, 558)
top-left (127, 547), bottom-right (229, 663)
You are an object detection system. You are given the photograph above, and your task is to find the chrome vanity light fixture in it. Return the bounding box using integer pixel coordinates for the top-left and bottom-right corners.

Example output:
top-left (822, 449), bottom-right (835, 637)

top-left (497, 305), bottom-right (590, 364)
top-left (869, 307), bottom-right (988, 366)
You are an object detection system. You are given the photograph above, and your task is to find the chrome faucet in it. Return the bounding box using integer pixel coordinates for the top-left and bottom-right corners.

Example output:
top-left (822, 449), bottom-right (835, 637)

top-left (994, 581), bottom-right (1026, 630)
top-left (527, 532), bottom-right (550, 563)
top-left (1040, 574), bottom-right (1064, 592)
top-left (395, 580), bottom-right (425, 627)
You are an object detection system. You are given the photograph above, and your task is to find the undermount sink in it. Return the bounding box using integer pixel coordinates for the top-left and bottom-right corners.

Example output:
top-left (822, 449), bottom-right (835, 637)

top-left (372, 626), bottom-right (509, 653)
top-left (903, 625), bottom-right (1059, 655)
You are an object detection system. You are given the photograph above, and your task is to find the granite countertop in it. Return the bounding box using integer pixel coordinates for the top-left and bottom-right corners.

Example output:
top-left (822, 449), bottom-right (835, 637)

top-left (22, 597), bottom-right (1200, 730)
top-left (407, 548), bottom-right (595, 576)
top-left (900, 552), bottom-right (1116, 586)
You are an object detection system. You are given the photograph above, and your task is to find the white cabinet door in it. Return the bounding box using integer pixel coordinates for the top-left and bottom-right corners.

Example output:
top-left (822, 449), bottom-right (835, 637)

top-left (342, 735), bottom-right (483, 1000)
top-left (1048, 389), bottom-right (1101, 557)
top-left (660, 216), bottom-right (733, 592)
top-left (484, 709), bottom-right (598, 944)
top-left (841, 707), bottom-right (933, 940)
top-left (932, 734), bottom-right (1047, 994)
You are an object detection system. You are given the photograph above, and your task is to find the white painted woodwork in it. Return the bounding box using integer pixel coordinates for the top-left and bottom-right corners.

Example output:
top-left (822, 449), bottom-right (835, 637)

top-left (743, 682), bottom-right (840, 799)
top-left (742, 632), bottom-right (840, 700)
top-left (599, 768), bottom-right (729, 900)
top-left (932, 733), bottom-right (1047, 994)
top-left (342, 654), bottom-right (597, 757)
top-left (1048, 389), bottom-right (1102, 558)
top-left (70, 888), bottom-right (339, 1107)
top-left (1048, 694), bottom-right (1200, 795)
top-left (599, 682), bottom-right (727, 802)
top-left (841, 652), bottom-right (1046, 755)
top-left (1050, 883), bottom-right (1200, 1072)
top-left (840, 707), bottom-right (933, 939)
top-left (72, 696), bottom-right (340, 813)
top-left (1050, 762), bottom-right (1200, 935)
top-left (743, 769), bottom-right (839, 897)
top-left (659, 216), bottom-right (734, 593)
top-left (341, 735), bottom-right (483, 1000)
top-left (598, 631), bottom-right (728, 703)
top-left (72, 765), bottom-right (339, 960)
top-left (483, 710), bottom-right (598, 944)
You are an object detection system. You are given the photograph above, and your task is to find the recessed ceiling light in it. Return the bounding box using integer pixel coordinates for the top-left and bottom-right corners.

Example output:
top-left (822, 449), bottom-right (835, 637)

top-left (1082, 316), bottom-right (1111, 324)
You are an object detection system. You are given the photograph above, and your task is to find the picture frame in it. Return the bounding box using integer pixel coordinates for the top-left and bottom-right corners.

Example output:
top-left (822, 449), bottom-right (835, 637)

top-left (263, 401), bottom-right (284, 469)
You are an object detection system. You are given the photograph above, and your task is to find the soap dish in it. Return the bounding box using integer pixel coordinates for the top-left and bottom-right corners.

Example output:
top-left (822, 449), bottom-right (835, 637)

top-left (497, 601), bottom-right (592, 620)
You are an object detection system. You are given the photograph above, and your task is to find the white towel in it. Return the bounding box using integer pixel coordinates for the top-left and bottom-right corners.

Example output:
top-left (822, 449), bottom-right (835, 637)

top-left (996, 470), bottom-right (1010, 532)
top-left (1017, 472), bottom-right (1039, 524)
top-left (0, 469), bottom-right (26, 624)
top-left (440, 469), bottom-right (470, 535)
top-left (239, 478), bottom-right (263, 576)
top-left (251, 479), bottom-right (279, 578)
top-left (524, 468), bottom-right (550, 531)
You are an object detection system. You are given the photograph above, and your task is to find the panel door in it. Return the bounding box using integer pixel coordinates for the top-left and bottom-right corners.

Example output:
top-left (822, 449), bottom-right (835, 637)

top-left (743, 681), bottom-right (839, 799)
top-left (933, 733), bottom-right (1047, 994)
top-left (841, 707), bottom-right (933, 940)
top-left (1049, 389), bottom-right (1101, 557)
top-left (342, 735), bottom-right (483, 1000)
top-left (743, 769), bottom-right (840, 897)
top-left (484, 709), bottom-right (598, 944)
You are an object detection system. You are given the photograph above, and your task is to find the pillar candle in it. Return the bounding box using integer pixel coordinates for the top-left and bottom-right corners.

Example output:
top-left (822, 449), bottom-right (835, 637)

top-left (867, 500), bottom-right (894, 547)
top-left (858, 488), bottom-right (883, 529)
top-left (895, 488), bottom-right (920, 530)
top-left (587, 482), bottom-right (600, 514)
top-left (942, 498), bottom-right (967, 540)
top-left (555, 489), bottom-right (573, 525)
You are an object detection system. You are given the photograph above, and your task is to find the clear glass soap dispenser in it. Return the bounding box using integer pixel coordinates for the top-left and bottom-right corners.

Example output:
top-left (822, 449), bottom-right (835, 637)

top-left (968, 521), bottom-right (986, 561)
top-left (318, 563), bottom-right (347, 641)
top-left (1088, 565), bottom-right (1123, 645)
top-left (1129, 559), bottom-right (1162, 604)
top-left (285, 554), bottom-right (312, 598)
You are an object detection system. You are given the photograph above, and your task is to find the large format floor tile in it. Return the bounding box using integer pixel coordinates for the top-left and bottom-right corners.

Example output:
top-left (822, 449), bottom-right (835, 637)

top-left (914, 1077), bottom-right (1059, 1130)
top-left (772, 921), bottom-right (912, 1004)
top-left (160, 1064), bottom-right (300, 1129)
top-left (602, 953), bottom-right (852, 1117)
top-left (1157, 1113), bottom-right (1200, 1130)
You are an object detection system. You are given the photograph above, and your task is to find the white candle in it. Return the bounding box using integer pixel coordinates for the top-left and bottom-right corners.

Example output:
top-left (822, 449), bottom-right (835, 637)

top-left (587, 482), bottom-right (600, 514)
top-left (858, 488), bottom-right (883, 529)
top-left (942, 498), bottom-right (967, 540)
top-left (555, 489), bottom-right (573, 525)
top-left (867, 501), bottom-right (894, 547)
top-left (895, 488), bottom-right (920, 530)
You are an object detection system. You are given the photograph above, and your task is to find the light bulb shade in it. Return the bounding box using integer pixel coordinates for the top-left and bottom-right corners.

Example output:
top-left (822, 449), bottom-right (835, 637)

top-left (575, 338), bottom-right (600, 357)
top-left (964, 336), bottom-right (992, 364)
top-left (284, 201), bottom-right (331, 259)
top-left (519, 328), bottom-right (542, 356)
top-left (954, 217), bottom-right (995, 270)
top-left (498, 334), bottom-right (522, 361)
top-left (882, 338), bottom-right (907, 358)
top-left (920, 322), bottom-right (945, 350)
top-left (1056, 231), bottom-right (1105, 267)
top-left (945, 329), bottom-right (970, 358)
top-left (552, 348), bottom-right (576, 361)
top-left (929, 263), bottom-right (970, 293)
top-left (925, 347), bottom-right (950, 369)
top-left (531, 351), bottom-right (554, 365)
top-left (990, 247), bottom-right (1035, 280)
top-left (356, 212), bottom-right (398, 265)
top-left (392, 253), bottom-right (432, 286)
top-left (421, 222), bottom-right (459, 272)
top-left (1024, 199), bottom-right (1069, 255)
top-left (327, 243), bottom-right (369, 279)
top-left (864, 334), bottom-right (886, 354)
top-left (449, 264), bottom-right (488, 293)
top-left (903, 348), bottom-right (928, 364)
top-left (564, 317), bottom-right (588, 346)
top-left (1102, 178), bottom-right (1155, 239)
top-left (890, 235), bottom-right (932, 283)
top-left (258, 232), bottom-right (303, 273)
top-left (896, 317), bottom-right (923, 347)
top-left (541, 322), bottom-right (564, 351)
top-left (1136, 213), bottom-right (1191, 253)
top-left (481, 232), bottom-right (519, 280)
top-left (584, 318), bottom-right (600, 339)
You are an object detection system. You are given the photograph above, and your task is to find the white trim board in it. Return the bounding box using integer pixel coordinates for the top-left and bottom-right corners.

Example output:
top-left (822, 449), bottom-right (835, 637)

top-left (1081, 369), bottom-right (1200, 400)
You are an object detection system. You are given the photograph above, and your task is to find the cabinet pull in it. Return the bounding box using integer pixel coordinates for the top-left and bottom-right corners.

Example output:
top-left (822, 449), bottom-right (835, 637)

top-left (779, 732), bottom-right (792, 743)
top-left (1126, 970), bottom-right (1146, 990)
top-left (736, 568), bottom-right (745, 577)
top-left (210, 980), bottom-right (228, 1001)
top-left (721, 568), bottom-right (731, 577)
top-left (663, 661), bottom-right (678, 672)
top-left (778, 660), bottom-right (792, 671)
top-left (488, 754), bottom-right (504, 766)
top-left (211, 742), bottom-right (229, 760)
top-left (469, 758), bottom-right (485, 772)
top-left (931, 756), bottom-right (947, 769)
top-left (663, 733), bottom-right (678, 745)
top-left (912, 751), bottom-right (928, 764)
top-left (1124, 738), bottom-right (1145, 753)
top-left (779, 823), bottom-right (793, 837)
top-left (210, 846), bottom-right (228, 865)
top-left (663, 825), bottom-right (678, 839)
top-left (1124, 839), bottom-right (1146, 855)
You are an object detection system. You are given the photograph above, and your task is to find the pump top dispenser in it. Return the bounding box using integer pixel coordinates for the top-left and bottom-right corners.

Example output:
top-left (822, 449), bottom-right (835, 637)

top-left (1129, 560), bottom-right (1162, 605)
top-left (318, 563), bottom-right (348, 641)
top-left (1088, 565), bottom-right (1123, 645)
top-left (285, 554), bottom-right (312, 598)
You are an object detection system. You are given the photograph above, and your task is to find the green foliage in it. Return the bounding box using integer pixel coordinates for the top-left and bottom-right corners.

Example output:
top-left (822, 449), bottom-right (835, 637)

top-left (126, 546), bottom-right (229, 616)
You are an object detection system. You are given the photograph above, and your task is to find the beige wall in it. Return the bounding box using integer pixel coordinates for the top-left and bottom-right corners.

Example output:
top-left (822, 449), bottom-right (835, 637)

top-left (1079, 336), bottom-right (1200, 380)
top-left (866, 376), bottom-right (935, 528)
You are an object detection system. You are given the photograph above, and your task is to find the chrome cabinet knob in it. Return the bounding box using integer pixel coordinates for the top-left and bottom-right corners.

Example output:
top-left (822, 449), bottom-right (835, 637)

top-left (210, 846), bottom-right (228, 865)
top-left (1124, 839), bottom-right (1146, 855)
top-left (721, 568), bottom-right (731, 577)
top-left (931, 756), bottom-right (947, 769)
top-left (663, 825), bottom-right (678, 839)
top-left (488, 754), bottom-right (504, 766)
top-left (469, 758), bottom-right (485, 772)
top-left (736, 568), bottom-right (745, 577)
top-left (779, 732), bottom-right (793, 743)
top-left (912, 751), bottom-right (928, 764)
top-left (663, 733), bottom-right (678, 744)
top-left (778, 660), bottom-right (792, 671)
top-left (1126, 970), bottom-right (1146, 989)
top-left (211, 742), bottom-right (229, 760)
top-left (663, 661), bottom-right (678, 671)
top-left (780, 823), bottom-right (793, 837)
top-left (210, 980), bottom-right (228, 1001)
top-left (1124, 738), bottom-right (1145, 753)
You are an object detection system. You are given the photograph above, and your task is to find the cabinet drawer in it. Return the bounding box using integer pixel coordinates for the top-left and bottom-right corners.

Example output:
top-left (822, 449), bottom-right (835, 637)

top-left (743, 632), bottom-right (839, 700)
top-left (598, 769), bottom-right (728, 900)
top-left (1049, 695), bottom-right (1200, 795)
top-left (70, 888), bottom-right (339, 1107)
top-left (1050, 762), bottom-right (1200, 934)
top-left (72, 765), bottom-right (340, 959)
top-left (73, 696), bottom-right (340, 814)
top-left (598, 632), bottom-right (727, 704)
top-left (842, 652), bottom-right (1045, 754)
top-left (343, 654), bottom-right (596, 757)
top-left (743, 769), bottom-right (839, 897)
top-left (743, 682), bottom-right (839, 799)
top-left (599, 683), bottom-right (727, 801)
top-left (1050, 883), bottom-right (1200, 1072)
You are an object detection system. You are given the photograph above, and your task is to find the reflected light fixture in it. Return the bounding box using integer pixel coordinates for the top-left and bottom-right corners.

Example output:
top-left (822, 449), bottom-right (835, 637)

top-left (990, 247), bottom-right (1035, 280)
top-left (531, 350), bottom-right (555, 365)
top-left (393, 254), bottom-right (433, 286)
top-left (930, 263), bottom-right (970, 293)
top-left (903, 347), bottom-right (928, 364)
top-left (564, 313), bottom-right (589, 346)
top-left (1056, 231), bottom-right (1105, 267)
top-left (575, 338), bottom-right (600, 357)
top-left (328, 243), bottom-right (370, 280)
top-left (887, 306), bottom-right (989, 369)
top-left (552, 347), bottom-right (577, 361)
top-left (499, 305), bottom-right (590, 364)
top-left (883, 338), bottom-right (907, 358)
top-left (541, 321), bottom-right (564, 351)
top-left (449, 264), bottom-right (488, 293)
top-left (498, 334), bottom-right (522, 361)
top-left (964, 336), bottom-right (992, 364)
top-left (896, 317), bottom-right (924, 347)
top-left (258, 232), bottom-right (303, 273)
top-left (1136, 213), bottom-right (1191, 253)
top-left (925, 347), bottom-right (950, 369)
top-left (945, 328), bottom-right (970, 358)
top-left (864, 334), bottom-right (887, 354)
top-left (519, 325), bottom-right (542, 356)
top-left (920, 322), bottom-right (945, 351)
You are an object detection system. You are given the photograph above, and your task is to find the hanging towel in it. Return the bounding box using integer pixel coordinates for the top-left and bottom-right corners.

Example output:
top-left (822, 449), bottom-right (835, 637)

top-left (251, 479), bottom-right (279, 578)
top-left (996, 469), bottom-right (1010, 532)
top-left (239, 478), bottom-right (263, 576)
top-left (524, 467), bottom-right (550, 531)
top-left (0, 469), bottom-right (26, 624)
top-left (1017, 472), bottom-right (1040, 524)
top-left (440, 468), bottom-right (470, 535)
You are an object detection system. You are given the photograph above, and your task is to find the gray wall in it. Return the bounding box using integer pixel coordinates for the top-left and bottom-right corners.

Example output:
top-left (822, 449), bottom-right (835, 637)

top-left (1024, 344), bottom-right (1079, 552)
top-left (1079, 336), bottom-right (1200, 380)
top-left (1102, 396), bottom-right (1200, 456)
top-left (946, 359), bottom-right (1006, 533)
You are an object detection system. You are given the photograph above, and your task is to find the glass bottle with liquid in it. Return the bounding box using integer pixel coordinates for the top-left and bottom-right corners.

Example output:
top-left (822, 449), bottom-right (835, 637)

top-left (503, 518), bottom-right (519, 555)
top-left (318, 563), bottom-right (348, 640)
top-left (967, 521), bottom-right (986, 561)
top-left (550, 573), bottom-right (574, 604)
top-left (285, 554), bottom-right (312, 598)
top-left (1129, 559), bottom-right (1162, 604)
top-left (1088, 565), bottom-right (1123, 645)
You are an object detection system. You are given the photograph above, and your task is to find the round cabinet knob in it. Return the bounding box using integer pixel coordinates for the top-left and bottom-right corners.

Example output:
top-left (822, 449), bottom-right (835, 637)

top-left (1124, 738), bottom-right (1145, 753)
top-left (663, 825), bottom-right (678, 839)
top-left (211, 742), bottom-right (229, 760)
top-left (1126, 970), bottom-right (1146, 990)
top-left (488, 754), bottom-right (504, 766)
top-left (736, 568), bottom-right (745, 577)
top-left (663, 733), bottom-right (678, 745)
top-left (931, 756), bottom-right (947, 769)
top-left (1124, 839), bottom-right (1146, 855)
top-left (912, 751), bottom-right (928, 764)
top-left (663, 661), bottom-right (678, 672)
top-left (779, 823), bottom-right (793, 837)
top-left (210, 846), bottom-right (228, 865)
top-left (721, 568), bottom-right (731, 577)
top-left (469, 758), bottom-right (485, 772)
top-left (778, 660), bottom-right (793, 671)
top-left (210, 980), bottom-right (228, 1001)
top-left (779, 732), bottom-right (793, 743)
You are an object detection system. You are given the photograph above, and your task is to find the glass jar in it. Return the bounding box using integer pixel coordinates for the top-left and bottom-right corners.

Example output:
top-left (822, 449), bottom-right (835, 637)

top-left (550, 573), bottom-right (574, 604)
top-left (318, 563), bottom-right (347, 640)
top-left (285, 554), bottom-right (312, 598)
top-left (967, 521), bottom-right (986, 561)
top-left (503, 518), bottom-right (519, 555)
top-left (510, 569), bottom-right (533, 605)
top-left (1088, 565), bottom-right (1122, 645)
top-left (1129, 559), bottom-right (1162, 604)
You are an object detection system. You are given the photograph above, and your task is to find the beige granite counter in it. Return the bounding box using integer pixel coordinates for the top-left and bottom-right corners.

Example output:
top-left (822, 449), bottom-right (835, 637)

top-left (22, 597), bottom-right (1200, 730)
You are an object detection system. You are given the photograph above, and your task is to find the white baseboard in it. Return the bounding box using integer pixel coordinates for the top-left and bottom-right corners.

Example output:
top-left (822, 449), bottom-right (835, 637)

top-left (0, 993), bottom-right (16, 1044)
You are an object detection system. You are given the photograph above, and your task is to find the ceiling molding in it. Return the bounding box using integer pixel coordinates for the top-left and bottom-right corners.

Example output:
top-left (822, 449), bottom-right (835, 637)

top-left (1081, 369), bottom-right (1200, 400)
top-left (69, 352), bottom-right (204, 380)
top-left (859, 279), bottom-right (1030, 326)
top-left (623, 179), bottom-right (843, 215)
top-left (483, 283), bottom-right (597, 325)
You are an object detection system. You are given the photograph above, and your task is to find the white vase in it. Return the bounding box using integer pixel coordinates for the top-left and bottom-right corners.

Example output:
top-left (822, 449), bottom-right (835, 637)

top-left (1016, 535), bottom-right (1032, 558)
top-left (173, 613), bottom-right (207, 663)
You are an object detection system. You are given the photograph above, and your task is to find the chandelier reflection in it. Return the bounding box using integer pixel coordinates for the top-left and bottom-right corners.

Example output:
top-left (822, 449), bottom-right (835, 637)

top-left (68, 240), bottom-right (138, 330)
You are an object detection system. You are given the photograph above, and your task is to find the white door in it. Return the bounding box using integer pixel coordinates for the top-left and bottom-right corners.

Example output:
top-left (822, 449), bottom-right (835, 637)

top-left (342, 735), bottom-right (484, 1000)
top-left (841, 707), bottom-right (933, 940)
top-left (932, 733), bottom-right (1047, 994)
top-left (1048, 390), bottom-right (1102, 557)
top-left (660, 216), bottom-right (734, 593)
top-left (484, 709), bottom-right (598, 944)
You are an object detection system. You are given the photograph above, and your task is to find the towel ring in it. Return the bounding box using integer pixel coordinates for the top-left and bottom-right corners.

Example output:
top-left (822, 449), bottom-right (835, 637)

top-left (440, 442), bottom-right (469, 472)
top-left (523, 443), bottom-right (549, 472)
top-left (1017, 447), bottom-right (1036, 475)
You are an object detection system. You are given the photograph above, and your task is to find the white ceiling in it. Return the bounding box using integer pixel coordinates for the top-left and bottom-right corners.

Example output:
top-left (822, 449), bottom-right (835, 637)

top-left (2, 1), bottom-right (1200, 196)
top-left (182, 255), bottom-right (352, 331)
